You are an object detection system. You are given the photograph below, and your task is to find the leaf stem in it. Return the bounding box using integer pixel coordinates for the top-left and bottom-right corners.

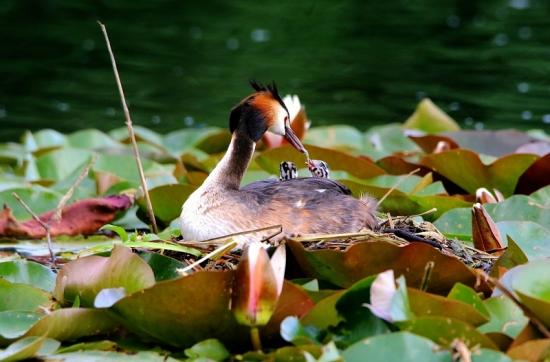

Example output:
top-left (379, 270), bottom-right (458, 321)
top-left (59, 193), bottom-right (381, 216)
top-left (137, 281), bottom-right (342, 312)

top-left (250, 327), bottom-right (262, 351)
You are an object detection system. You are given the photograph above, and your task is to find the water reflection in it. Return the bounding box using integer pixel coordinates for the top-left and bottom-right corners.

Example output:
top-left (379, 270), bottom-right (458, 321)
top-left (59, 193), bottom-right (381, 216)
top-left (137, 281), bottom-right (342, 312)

top-left (1, 0), bottom-right (550, 142)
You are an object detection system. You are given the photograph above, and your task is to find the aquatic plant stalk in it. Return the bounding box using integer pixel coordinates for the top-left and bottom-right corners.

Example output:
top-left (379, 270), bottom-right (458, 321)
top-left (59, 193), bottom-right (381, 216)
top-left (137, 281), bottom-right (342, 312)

top-left (98, 21), bottom-right (158, 234)
top-left (12, 192), bottom-right (55, 264)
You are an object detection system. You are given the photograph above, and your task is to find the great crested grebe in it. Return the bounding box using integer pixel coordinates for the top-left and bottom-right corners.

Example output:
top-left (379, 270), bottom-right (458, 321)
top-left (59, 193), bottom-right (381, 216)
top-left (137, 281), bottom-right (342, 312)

top-left (180, 82), bottom-right (378, 246)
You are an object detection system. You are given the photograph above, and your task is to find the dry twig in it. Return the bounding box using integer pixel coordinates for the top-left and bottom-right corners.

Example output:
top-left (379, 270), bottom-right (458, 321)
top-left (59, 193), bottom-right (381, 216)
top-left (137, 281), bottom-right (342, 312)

top-left (12, 192), bottom-right (55, 264)
top-left (98, 21), bottom-right (158, 234)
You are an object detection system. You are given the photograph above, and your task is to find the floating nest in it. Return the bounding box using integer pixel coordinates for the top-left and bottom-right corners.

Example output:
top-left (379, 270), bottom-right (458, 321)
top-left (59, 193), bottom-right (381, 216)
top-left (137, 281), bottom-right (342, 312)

top-left (172, 215), bottom-right (497, 274)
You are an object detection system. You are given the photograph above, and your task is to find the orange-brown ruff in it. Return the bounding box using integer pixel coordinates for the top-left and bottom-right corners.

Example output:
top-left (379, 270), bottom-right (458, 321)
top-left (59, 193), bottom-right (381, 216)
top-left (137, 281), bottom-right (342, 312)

top-left (180, 82), bottom-right (378, 246)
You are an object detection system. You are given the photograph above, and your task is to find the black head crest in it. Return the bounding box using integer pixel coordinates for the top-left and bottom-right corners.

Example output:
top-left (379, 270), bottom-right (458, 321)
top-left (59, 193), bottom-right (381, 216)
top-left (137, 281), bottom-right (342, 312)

top-left (249, 80), bottom-right (289, 115)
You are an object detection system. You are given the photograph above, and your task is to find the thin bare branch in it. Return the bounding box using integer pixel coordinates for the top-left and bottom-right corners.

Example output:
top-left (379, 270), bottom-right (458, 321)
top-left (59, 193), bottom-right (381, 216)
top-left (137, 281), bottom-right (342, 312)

top-left (12, 192), bottom-right (55, 264)
top-left (54, 155), bottom-right (96, 222)
top-left (98, 21), bottom-right (158, 234)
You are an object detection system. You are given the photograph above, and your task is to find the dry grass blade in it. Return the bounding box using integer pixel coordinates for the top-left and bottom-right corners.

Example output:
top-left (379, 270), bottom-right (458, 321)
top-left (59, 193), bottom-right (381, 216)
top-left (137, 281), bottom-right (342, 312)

top-left (11, 192), bottom-right (55, 264)
top-left (377, 167), bottom-right (420, 206)
top-left (97, 21), bottom-right (158, 234)
top-left (179, 225), bottom-right (283, 247)
top-left (177, 240), bottom-right (238, 275)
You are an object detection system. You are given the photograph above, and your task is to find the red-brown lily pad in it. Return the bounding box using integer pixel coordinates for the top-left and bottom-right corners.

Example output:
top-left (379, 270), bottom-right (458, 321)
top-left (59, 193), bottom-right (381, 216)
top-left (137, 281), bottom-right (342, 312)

top-left (0, 194), bottom-right (132, 239)
top-left (257, 145), bottom-right (385, 179)
top-left (287, 240), bottom-right (489, 295)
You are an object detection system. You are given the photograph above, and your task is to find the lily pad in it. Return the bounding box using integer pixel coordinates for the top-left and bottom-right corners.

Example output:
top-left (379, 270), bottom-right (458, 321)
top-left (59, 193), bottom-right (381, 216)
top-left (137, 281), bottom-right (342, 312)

top-left (407, 288), bottom-right (488, 326)
top-left (477, 296), bottom-right (527, 338)
top-left (303, 126), bottom-right (364, 153)
top-left (421, 150), bottom-right (538, 196)
top-left (403, 98), bottom-right (460, 133)
top-left (400, 316), bottom-right (497, 349)
top-left (287, 240), bottom-right (488, 295)
top-left (257, 145), bottom-right (385, 180)
top-left (67, 129), bottom-right (122, 150)
top-left (0, 260), bottom-right (56, 292)
top-left (343, 332), bottom-right (452, 362)
top-left (0, 311), bottom-right (42, 339)
top-left (36, 148), bottom-right (93, 182)
top-left (137, 184), bottom-right (196, 225)
top-left (113, 270), bottom-right (312, 348)
top-left (507, 339), bottom-right (550, 361)
top-left (24, 308), bottom-right (119, 341)
top-left (363, 124), bottom-right (421, 159)
top-left (54, 245), bottom-right (156, 307)
top-left (0, 336), bottom-right (60, 362)
top-left (0, 186), bottom-right (61, 220)
top-left (0, 279), bottom-right (52, 312)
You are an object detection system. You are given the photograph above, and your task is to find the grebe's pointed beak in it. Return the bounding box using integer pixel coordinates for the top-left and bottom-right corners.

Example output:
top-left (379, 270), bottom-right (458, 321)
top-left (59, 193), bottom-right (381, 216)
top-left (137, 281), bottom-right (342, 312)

top-left (284, 125), bottom-right (308, 157)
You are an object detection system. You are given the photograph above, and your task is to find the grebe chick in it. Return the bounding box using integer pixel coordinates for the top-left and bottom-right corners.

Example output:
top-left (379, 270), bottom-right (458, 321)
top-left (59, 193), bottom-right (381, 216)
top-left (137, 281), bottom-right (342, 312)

top-left (279, 160), bottom-right (330, 180)
top-left (279, 161), bottom-right (298, 181)
top-left (180, 81), bottom-right (378, 247)
top-left (308, 159), bottom-right (330, 178)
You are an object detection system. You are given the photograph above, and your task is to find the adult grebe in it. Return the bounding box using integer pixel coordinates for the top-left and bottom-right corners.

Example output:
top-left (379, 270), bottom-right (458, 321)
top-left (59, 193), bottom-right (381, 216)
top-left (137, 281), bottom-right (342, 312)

top-left (180, 82), bottom-right (378, 246)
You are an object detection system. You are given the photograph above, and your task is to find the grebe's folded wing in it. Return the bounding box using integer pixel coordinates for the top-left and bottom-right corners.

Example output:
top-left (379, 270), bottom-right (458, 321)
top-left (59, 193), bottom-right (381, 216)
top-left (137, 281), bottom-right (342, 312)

top-left (241, 177), bottom-right (351, 195)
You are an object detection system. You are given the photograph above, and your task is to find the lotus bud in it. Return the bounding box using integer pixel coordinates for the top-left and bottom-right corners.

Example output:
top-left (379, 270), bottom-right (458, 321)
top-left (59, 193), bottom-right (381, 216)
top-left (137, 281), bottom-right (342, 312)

top-left (475, 188), bottom-right (498, 204)
top-left (231, 242), bottom-right (286, 327)
top-left (472, 203), bottom-right (504, 253)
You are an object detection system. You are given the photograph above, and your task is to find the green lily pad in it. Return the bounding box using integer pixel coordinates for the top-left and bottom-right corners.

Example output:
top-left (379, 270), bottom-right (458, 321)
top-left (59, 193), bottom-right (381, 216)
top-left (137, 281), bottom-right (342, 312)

top-left (24, 308), bottom-right (119, 342)
top-left (137, 184), bottom-right (196, 225)
top-left (362, 124), bottom-right (421, 160)
top-left (287, 240), bottom-right (488, 296)
top-left (36, 148), bottom-right (93, 182)
top-left (343, 332), bottom-right (452, 362)
top-left (0, 279), bottom-right (52, 312)
top-left (138, 252), bottom-right (186, 282)
top-left (93, 154), bottom-right (173, 185)
top-left (54, 245), bottom-right (156, 307)
top-left (407, 288), bottom-right (488, 326)
top-left (67, 129), bottom-right (122, 150)
top-left (0, 260), bottom-right (56, 292)
top-left (506, 260), bottom-right (550, 328)
top-left (0, 311), bottom-right (42, 339)
top-left (471, 349), bottom-right (512, 362)
top-left (0, 336), bottom-right (59, 362)
top-left (47, 350), bottom-right (180, 361)
top-left (29, 129), bottom-right (68, 150)
top-left (434, 193), bottom-right (550, 242)
top-left (163, 128), bottom-right (222, 156)
top-left (403, 98), bottom-right (460, 133)
top-left (421, 150), bottom-right (538, 196)
top-left (477, 296), bottom-right (527, 338)
top-left (400, 316), bottom-right (497, 349)
top-left (109, 126), bottom-right (163, 146)
top-left (0, 186), bottom-right (61, 220)
top-left (184, 338), bottom-right (230, 361)
top-left (303, 126), bottom-right (364, 153)
top-left (447, 283), bottom-right (489, 318)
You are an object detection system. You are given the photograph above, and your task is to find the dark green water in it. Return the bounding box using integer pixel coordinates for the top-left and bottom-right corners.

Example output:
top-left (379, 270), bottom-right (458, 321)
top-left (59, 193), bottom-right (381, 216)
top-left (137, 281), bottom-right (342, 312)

top-left (1, 0), bottom-right (550, 141)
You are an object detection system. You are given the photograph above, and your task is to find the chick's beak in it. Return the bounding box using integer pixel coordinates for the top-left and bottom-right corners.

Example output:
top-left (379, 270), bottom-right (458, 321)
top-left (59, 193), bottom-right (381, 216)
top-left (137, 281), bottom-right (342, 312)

top-left (284, 125), bottom-right (308, 157)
